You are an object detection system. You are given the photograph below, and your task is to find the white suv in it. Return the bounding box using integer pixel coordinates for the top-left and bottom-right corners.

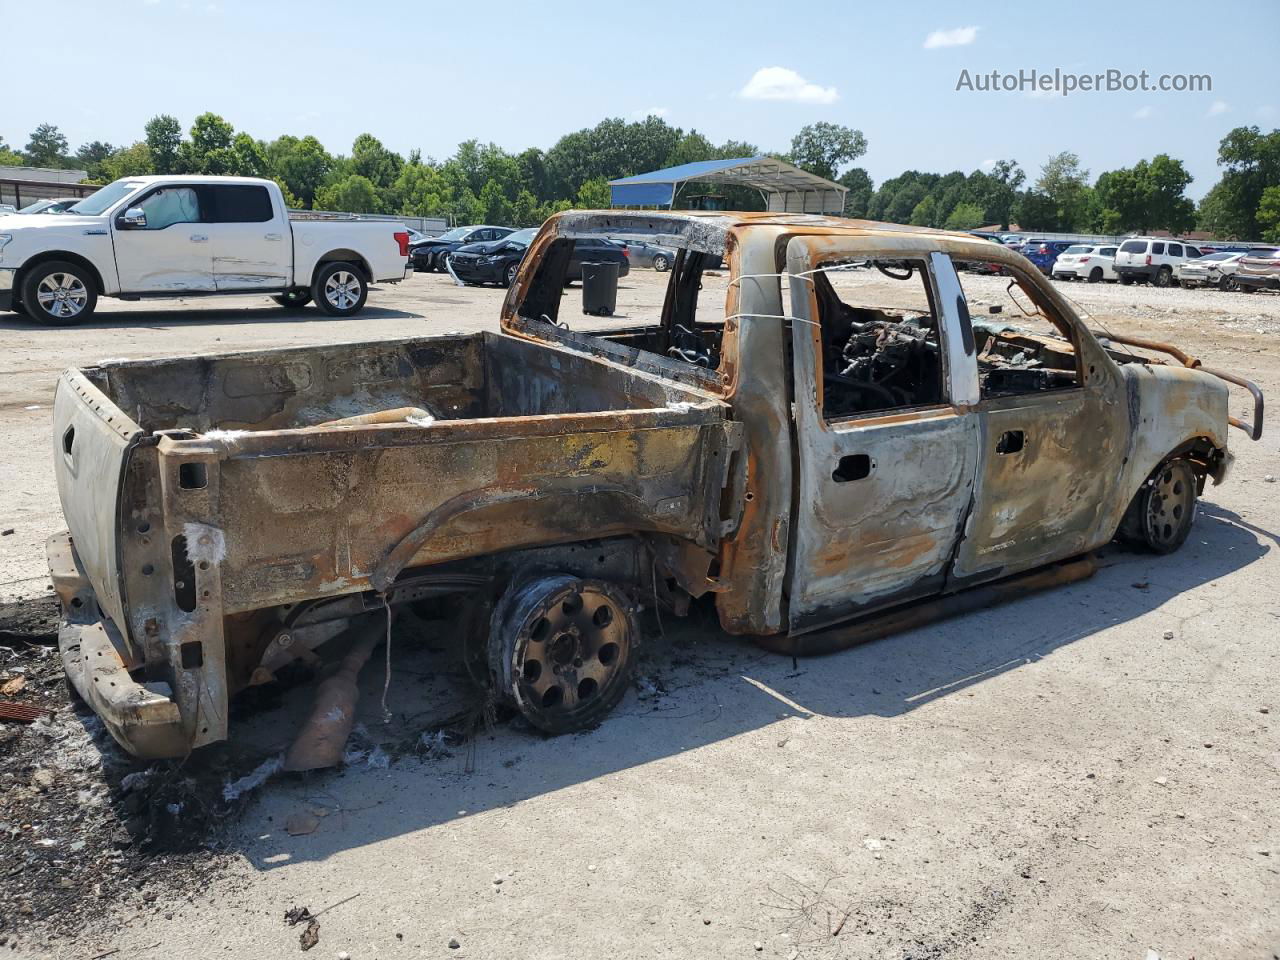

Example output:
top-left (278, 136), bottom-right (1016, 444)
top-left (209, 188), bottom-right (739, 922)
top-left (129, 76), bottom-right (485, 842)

top-left (1113, 237), bottom-right (1203, 287)
top-left (1052, 243), bottom-right (1118, 283)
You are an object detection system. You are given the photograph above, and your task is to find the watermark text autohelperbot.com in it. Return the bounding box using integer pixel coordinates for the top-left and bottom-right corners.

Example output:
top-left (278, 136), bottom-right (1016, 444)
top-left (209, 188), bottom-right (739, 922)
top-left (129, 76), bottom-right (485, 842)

top-left (956, 68), bottom-right (1211, 97)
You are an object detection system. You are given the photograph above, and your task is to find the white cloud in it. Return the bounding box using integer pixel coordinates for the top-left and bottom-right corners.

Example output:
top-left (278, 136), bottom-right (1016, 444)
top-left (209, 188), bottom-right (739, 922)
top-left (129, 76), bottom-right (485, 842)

top-left (923, 26), bottom-right (979, 49)
top-left (980, 158), bottom-right (996, 170)
top-left (630, 107), bottom-right (669, 119)
top-left (1133, 105), bottom-right (1153, 120)
top-left (739, 67), bottom-right (838, 105)
top-left (1207, 99), bottom-right (1229, 117)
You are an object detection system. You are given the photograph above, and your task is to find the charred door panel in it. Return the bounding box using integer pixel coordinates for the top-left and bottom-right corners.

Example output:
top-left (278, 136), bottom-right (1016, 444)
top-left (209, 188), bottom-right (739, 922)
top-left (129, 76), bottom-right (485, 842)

top-left (949, 259), bottom-right (1130, 583)
top-left (783, 237), bottom-right (981, 634)
top-left (952, 389), bottom-right (1122, 581)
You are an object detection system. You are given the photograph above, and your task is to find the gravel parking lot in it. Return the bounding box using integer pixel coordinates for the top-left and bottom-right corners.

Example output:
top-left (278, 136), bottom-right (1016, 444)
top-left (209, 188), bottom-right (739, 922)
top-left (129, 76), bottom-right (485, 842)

top-left (1, 269), bottom-right (1277, 958)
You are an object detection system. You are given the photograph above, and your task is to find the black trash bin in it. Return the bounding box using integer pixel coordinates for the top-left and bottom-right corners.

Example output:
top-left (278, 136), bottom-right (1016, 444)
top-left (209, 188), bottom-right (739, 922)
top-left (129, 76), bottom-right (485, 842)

top-left (581, 260), bottom-right (619, 317)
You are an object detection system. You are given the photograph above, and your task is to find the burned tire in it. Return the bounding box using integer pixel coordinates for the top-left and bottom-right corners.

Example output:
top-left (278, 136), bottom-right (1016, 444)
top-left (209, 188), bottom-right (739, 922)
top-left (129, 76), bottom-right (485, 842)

top-left (20, 260), bottom-right (97, 325)
top-left (272, 289), bottom-right (312, 309)
top-left (1120, 458), bottom-right (1198, 554)
top-left (488, 575), bottom-right (638, 734)
top-left (312, 262), bottom-right (367, 317)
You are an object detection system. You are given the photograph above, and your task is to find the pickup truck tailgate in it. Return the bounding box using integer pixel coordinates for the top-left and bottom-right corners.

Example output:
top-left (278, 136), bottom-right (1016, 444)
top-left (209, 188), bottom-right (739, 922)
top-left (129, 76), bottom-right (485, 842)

top-left (52, 369), bottom-right (143, 633)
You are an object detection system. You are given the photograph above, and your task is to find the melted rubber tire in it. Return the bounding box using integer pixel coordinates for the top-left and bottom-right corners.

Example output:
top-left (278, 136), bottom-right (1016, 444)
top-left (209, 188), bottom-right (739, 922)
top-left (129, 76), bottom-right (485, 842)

top-left (488, 575), bottom-right (638, 734)
top-left (1120, 459), bottom-right (1198, 554)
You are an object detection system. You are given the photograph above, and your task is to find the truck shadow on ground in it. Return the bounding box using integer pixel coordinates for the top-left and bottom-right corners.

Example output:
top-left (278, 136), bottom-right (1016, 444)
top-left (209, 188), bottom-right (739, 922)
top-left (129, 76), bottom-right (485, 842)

top-left (224, 497), bottom-right (1269, 872)
top-left (0, 304), bottom-right (423, 331)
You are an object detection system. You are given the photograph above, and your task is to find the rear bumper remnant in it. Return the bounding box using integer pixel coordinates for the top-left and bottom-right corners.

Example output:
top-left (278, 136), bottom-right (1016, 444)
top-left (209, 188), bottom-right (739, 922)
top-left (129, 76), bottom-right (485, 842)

top-left (48, 531), bottom-right (190, 759)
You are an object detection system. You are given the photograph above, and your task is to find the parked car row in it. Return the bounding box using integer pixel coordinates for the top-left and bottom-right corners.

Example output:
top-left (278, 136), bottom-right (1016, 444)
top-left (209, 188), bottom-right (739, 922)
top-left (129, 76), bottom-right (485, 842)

top-left (410, 225), bottom-right (514, 272)
top-left (962, 229), bottom-right (1280, 294)
top-left (409, 223), bottom-right (678, 283)
top-left (446, 230), bottom-right (630, 287)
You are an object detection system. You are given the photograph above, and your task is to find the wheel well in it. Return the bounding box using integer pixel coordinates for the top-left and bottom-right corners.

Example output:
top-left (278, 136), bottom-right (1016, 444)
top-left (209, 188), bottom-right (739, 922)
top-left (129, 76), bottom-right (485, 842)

top-left (16, 252), bottom-right (106, 300)
top-left (314, 251), bottom-right (371, 284)
top-left (1148, 436), bottom-right (1222, 494)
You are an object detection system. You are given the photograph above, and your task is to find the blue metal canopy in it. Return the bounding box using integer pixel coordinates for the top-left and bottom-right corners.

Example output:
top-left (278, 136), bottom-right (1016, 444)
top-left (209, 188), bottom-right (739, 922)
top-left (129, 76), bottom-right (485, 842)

top-left (609, 156), bottom-right (847, 214)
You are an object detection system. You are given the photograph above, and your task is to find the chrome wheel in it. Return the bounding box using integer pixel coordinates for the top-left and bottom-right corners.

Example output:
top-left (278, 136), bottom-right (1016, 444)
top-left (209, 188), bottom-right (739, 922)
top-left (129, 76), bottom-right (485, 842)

top-left (1142, 459), bottom-right (1197, 553)
top-left (323, 270), bottom-right (361, 310)
top-left (36, 272), bottom-right (88, 320)
top-left (505, 262), bottom-right (519, 286)
top-left (490, 576), bottom-right (638, 733)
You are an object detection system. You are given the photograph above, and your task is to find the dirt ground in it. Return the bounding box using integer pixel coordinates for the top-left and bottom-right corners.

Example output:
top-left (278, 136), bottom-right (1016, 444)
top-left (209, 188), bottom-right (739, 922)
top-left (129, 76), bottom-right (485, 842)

top-left (0, 269), bottom-right (1277, 959)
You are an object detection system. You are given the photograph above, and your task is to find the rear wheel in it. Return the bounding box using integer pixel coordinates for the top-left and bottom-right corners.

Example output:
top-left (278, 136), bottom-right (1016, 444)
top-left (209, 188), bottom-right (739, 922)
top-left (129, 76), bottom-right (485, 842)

top-left (21, 261), bottom-right (97, 325)
top-left (488, 575), bottom-right (638, 734)
top-left (272, 289), bottom-right (311, 309)
top-left (311, 262), bottom-right (368, 317)
top-left (1119, 274), bottom-right (1133, 286)
top-left (652, 253), bottom-right (670, 272)
top-left (1153, 266), bottom-right (1173, 288)
top-left (1220, 275), bottom-right (1237, 292)
top-left (1088, 267), bottom-right (1103, 283)
top-left (1120, 459), bottom-right (1198, 554)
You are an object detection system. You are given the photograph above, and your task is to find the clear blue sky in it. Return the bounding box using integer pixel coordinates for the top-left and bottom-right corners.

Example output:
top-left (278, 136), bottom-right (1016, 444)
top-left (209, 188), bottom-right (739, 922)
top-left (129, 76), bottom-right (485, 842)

top-left (6, 0), bottom-right (1277, 199)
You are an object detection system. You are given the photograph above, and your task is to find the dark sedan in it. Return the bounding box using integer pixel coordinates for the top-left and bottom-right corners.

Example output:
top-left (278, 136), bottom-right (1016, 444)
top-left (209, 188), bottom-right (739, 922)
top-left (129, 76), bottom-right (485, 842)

top-left (448, 228), bottom-right (538, 286)
top-left (449, 233), bottom-right (630, 287)
top-left (410, 224), bottom-right (514, 272)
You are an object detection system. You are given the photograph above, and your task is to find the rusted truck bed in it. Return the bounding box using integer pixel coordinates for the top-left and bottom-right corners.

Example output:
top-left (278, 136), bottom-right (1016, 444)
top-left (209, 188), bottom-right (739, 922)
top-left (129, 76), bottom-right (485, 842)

top-left (50, 332), bottom-right (739, 756)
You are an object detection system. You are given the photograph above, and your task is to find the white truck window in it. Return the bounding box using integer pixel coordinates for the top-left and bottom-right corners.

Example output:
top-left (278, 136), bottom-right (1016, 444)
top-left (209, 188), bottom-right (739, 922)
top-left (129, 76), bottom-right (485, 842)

top-left (138, 187), bottom-right (200, 230)
top-left (207, 185), bottom-right (274, 223)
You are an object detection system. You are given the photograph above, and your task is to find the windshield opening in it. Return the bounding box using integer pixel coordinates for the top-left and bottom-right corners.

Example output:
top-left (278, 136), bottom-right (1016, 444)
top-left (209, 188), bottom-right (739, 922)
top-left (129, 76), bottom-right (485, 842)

top-left (68, 180), bottom-right (143, 216)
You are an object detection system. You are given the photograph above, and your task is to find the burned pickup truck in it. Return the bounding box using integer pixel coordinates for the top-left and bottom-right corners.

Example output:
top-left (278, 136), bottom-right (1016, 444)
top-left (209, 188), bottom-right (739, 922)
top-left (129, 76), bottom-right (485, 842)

top-left (47, 211), bottom-right (1263, 758)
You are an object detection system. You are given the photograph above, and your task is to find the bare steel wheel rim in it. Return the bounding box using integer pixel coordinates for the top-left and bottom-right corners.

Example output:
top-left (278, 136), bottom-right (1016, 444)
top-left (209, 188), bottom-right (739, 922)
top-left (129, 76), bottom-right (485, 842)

top-left (504, 580), bottom-right (633, 728)
top-left (36, 272), bottom-right (88, 319)
top-left (1145, 461), bottom-right (1195, 549)
top-left (323, 270), bottom-right (360, 310)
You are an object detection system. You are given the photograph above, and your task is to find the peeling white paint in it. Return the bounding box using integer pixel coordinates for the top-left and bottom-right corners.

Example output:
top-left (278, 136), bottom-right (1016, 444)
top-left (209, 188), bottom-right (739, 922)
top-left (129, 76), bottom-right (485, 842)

top-left (406, 413), bottom-right (436, 427)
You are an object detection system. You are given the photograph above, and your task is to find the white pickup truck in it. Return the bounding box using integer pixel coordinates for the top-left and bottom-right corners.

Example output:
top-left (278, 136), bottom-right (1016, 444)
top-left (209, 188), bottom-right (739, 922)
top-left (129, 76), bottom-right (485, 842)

top-left (0, 175), bottom-right (412, 324)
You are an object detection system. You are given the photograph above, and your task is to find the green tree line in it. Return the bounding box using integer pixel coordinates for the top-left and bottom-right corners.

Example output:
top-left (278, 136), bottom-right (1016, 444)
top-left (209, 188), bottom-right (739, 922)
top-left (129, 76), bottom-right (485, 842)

top-left (3, 116), bottom-right (1278, 241)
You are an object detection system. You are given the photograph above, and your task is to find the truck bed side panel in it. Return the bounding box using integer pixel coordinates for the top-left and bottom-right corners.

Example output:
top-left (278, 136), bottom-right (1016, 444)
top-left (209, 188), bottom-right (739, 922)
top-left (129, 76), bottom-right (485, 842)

top-left (200, 412), bottom-right (736, 612)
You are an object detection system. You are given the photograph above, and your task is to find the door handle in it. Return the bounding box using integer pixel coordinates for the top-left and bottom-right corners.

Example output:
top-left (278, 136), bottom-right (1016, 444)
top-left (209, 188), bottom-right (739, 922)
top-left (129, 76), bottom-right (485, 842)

top-left (996, 430), bottom-right (1025, 454)
top-left (832, 453), bottom-right (873, 482)
top-left (190, 234), bottom-right (208, 243)
top-left (264, 233), bottom-right (283, 241)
